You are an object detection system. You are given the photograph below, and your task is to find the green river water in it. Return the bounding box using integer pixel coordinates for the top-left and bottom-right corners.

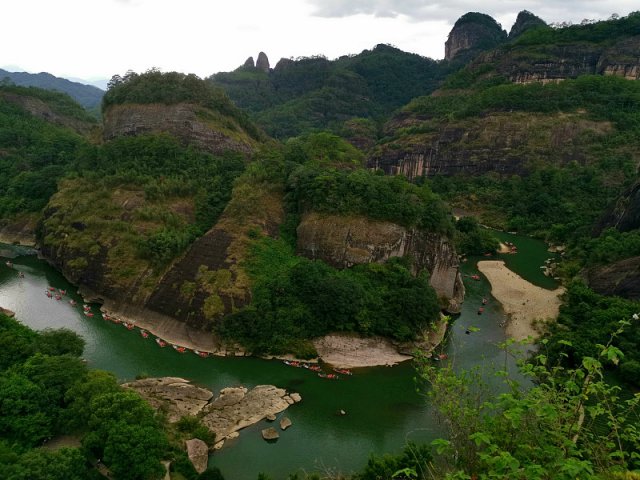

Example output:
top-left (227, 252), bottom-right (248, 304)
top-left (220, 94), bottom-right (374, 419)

top-left (0, 234), bottom-right (558, 479)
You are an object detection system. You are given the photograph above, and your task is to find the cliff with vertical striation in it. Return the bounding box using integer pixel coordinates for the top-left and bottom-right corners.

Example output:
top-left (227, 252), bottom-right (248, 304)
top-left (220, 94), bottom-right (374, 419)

top-left (296, 213), bottom-right (464, 313)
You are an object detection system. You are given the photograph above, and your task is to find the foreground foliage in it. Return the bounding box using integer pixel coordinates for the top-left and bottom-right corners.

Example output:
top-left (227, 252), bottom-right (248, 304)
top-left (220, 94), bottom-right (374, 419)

top-left (0, 313), bottom-right (222, 480)
top-left (413, 316), bottom-right (640, 479)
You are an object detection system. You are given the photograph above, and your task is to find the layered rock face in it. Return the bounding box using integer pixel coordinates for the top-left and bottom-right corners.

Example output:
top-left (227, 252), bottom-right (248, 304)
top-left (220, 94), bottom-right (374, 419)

top-left (368, 113), bottom-right (611, 179)
top-left (445, 12), bottom-right (507, 61)
top-left (123, 377), bottom-right (301, 448)
top-left (103, 103), bottom-right (256, 156)
top-left (484, 36), bottom-right (640, 84)
top-left (508, 10), bottom-right (546, 39)
top-left (0, 91), bottom-right (95, 135)
top-left (296, 213), bottom-right (464, 312)
top-left (586, 257), bottom-right (640, 300)
top-left (594, 180), bottom-right (640, 234)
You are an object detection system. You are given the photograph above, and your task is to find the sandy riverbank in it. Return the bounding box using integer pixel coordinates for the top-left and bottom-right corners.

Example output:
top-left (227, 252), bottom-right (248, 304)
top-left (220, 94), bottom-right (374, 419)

top-left (313, 333), bottom-right (413, 368)
top-left (477, 260), bottom-right (564, 342)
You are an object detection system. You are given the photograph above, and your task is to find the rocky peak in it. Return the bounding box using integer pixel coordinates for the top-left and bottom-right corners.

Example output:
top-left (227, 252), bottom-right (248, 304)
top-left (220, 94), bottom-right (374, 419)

top-left (508, 10), bottom-right (547, 39)
top-left (256, 52), bottom-right (270, 72)
top-left (242, 56), bottom-right (255, 69)
top-left (445, 12), bottom-right (507, 61)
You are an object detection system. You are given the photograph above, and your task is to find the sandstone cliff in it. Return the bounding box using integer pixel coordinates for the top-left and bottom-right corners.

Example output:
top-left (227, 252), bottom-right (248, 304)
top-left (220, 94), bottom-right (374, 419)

top-left (508, 10), bottom-right (546, 39)
top-left (296, 212), bottom-right (464, 312)
top-left (445, 12), bottom-right (507, 61)
top-left (586, 257), bottom-right (640, 301)
top-left (103, 103), bottom-right (258, 156)
top-left (368, 112), bottom-right (611, 179)
top-left (0, 91), bottom-right (97, 135)
top-left (479, 35), bottom-right (640, 84)
top-left (594, 179), bottom-right (640, 235)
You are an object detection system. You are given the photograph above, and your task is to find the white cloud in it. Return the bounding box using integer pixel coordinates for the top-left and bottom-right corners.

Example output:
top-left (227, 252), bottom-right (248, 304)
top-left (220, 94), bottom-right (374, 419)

top-left (0, 0), bottom-right (637, 81)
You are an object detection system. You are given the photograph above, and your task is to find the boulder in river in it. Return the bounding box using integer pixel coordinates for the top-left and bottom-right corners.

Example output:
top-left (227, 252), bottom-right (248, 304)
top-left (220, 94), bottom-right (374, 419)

top-left (279, 417), bottom-right (292, 430)
top-left (185, 438), bottom-right (208, 474)
top-left (262, 427), bottom-right (279, 441)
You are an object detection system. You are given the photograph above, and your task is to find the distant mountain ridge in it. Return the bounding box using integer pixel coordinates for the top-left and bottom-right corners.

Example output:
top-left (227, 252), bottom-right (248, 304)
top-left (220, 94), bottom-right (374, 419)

top-left (0, 68), bottom-right (104, 111)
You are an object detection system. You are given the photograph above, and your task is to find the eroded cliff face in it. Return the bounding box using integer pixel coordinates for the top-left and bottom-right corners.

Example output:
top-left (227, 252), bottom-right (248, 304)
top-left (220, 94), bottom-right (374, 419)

top-left (368, 112), bottom-right (611, 179)
top-left (296, 212), bottom-right (464, 313)
top-left (0, 92), bottom-right (96, 135)
top-left (142, 187), bottom-right (284, 330)
top-left (594, 180), bottom-right (640, 235)
top-left (586, 257), bottom-right (640, 301)
top-left (103, 103), bottom-right (257, 156)
top-left (481, 36), bottom-right (640, 84)
top-left (445, 13), bottom-right (507, 61)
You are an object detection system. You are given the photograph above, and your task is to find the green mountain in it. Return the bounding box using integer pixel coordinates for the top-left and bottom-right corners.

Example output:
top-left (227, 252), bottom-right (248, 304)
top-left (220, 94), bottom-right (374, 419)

top-left (1, 9), bottom-right (640, 479)
top-left (0, 68), bottom-right (104, 112)
top-left (210, 44), bottom-right (461, 139)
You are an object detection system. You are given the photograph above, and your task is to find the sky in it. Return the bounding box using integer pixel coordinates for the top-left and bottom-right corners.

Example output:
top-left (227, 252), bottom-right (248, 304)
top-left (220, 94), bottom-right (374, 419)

top-left (1, 0), bottom-right (637, 85)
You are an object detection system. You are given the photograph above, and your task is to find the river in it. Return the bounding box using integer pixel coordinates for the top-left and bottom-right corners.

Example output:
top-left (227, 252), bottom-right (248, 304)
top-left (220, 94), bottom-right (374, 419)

top-left (0, 234), bottom-right (557, 479)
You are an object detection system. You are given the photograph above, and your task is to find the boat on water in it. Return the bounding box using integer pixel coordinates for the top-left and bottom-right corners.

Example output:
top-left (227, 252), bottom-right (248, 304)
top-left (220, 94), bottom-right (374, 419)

top-left (5, 261), bottom-right (13, 268)
top-left (123, 322), bottom-right (134, 330)
top-left (45, 291), bottom-right (53, 298)
top-left (333, 368), bottom-right (352, 376)
top-left (470, 274), bottom-right (480, 281)
top-left (58, 289), bottom-right (66, 295)
top-left (194, 350), bottom-right (209, 358)
top-left (303, 364), bottom-right (322, 372)
top-left (478, 307), bottom-right (484, 315)
top-left (84, 312), bottom-right (94, 318)
top-left (318, 373), bottom-right (339, 380)
top-left (48, 286), bottom-right (56, 291)
top-left (140, 330), bottom-right (149, 338)
top-left (155, 338), bottom-right (167, 347)
top-left (69, 300), bottom-right (77, 306)
top-left (172, 345), bottom-right (187, 353)
top-left (284, 360), bottom-right (303, 367)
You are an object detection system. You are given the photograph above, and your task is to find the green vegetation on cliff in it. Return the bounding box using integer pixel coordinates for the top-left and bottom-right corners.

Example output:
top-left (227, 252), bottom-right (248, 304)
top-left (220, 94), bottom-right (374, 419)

top-left (211, 45), bottom-right (456, 138)
top-left (221, 238), bottom-right (441, 356)
top-left (103, 70), bottom-right (264, 142)
top-left (42, 133), bottom-right (246, 298)
top-left (215, 134), bottom-right (449, 355)
top-left (0, 87), bottom-right (92, 218)
top-left (398, 75), bottom-right (640, 241)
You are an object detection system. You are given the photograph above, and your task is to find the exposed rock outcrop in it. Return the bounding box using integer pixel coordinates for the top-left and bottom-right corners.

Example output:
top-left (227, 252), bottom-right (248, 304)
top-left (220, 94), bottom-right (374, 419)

top-left (262, 427), bottom-right (279, 441)
top-left (479, 35), bottom-right (640, 84)
top-left (185, 438), bottom-right (208, 474)
top-left (0, 91), bottom-right (96, 135)
top-left (368, 112), bottom-right (612, 179)
top-left (594, 179), bottom-right (640, 235)
top-left (508, 10), bottom-right (547, 39)
top-left (296, 213), bottom-right (464, 312)
top-left (124, 378), bottom-right (301, 447)
top-left (122, 377), bottom-right (213, 422)
top-left (0, 307), bottom-right (15, 318)
top-left (586, 257), bottom-right (640, 300)
top-left (445, 12), bottom-right (507, 61)
top-left (256, 52), bottom-right (270, 72)
top-left (103, 103), bottom-right (257, 156)
top-left (279, 417), bottom-right (292, 430)
top-left (242, 56), bottom-right (255, 69)
top-left (200, 385), bottom-right (300, 443)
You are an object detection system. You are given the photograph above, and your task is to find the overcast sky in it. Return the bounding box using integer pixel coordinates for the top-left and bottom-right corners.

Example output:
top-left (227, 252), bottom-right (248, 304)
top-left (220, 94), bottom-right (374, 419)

top-left (1, 0), bottom-right (637, 84)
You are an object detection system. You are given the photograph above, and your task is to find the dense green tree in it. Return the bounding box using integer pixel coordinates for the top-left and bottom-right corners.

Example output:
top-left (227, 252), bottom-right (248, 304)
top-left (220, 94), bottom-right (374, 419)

top-left (102, 422), bottom-right (167, 480)
top-left (0, 372), bottom-right (52, 446)
top-left (5, 448), bottom-right (90, 480)
top-left (36, 328), bottom-right (85, 357)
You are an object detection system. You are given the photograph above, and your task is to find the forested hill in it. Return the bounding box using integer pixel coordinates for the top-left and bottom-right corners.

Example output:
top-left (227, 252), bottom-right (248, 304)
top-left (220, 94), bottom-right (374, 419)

top-left (0, 68), bottom-right (104, 112)
top-left (209, 45), bottom-right (460, 139)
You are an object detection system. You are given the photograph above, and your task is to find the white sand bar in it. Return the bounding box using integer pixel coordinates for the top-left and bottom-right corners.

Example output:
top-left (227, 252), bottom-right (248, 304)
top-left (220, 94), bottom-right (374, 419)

top-left (477, 260), bottom-right (564, 342)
